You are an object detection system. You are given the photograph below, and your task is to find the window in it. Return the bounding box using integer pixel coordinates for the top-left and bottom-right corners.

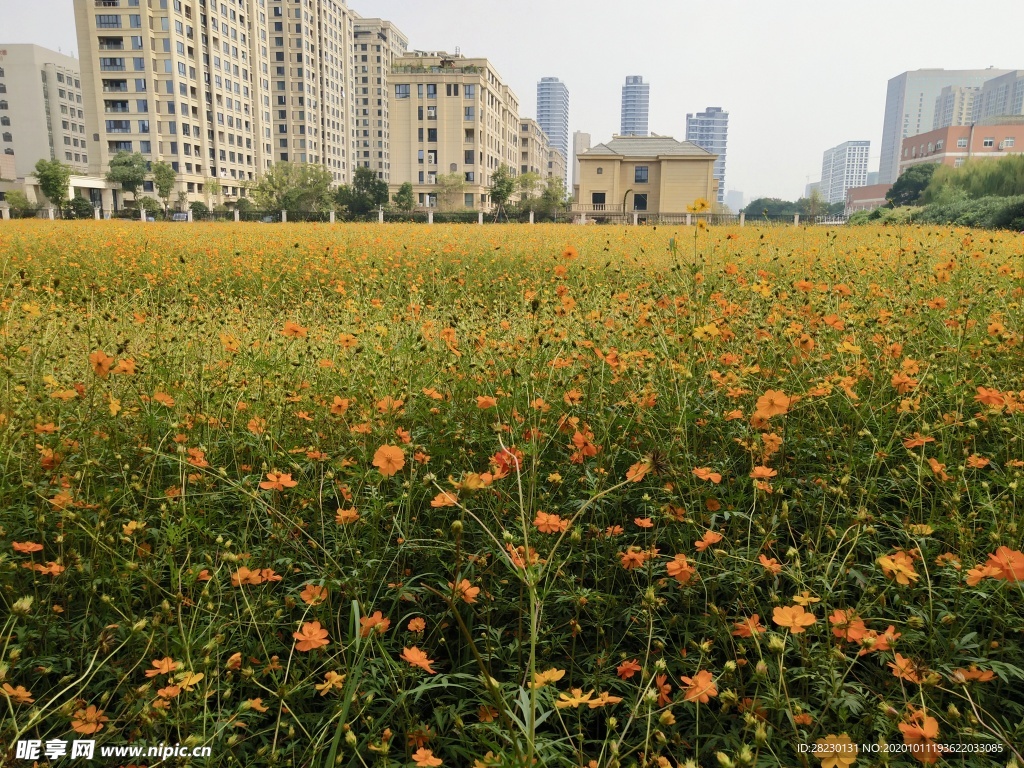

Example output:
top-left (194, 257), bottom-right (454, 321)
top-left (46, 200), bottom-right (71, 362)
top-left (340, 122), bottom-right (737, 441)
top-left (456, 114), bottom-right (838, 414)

top-left (464, 149), bottom-right (475, 165)
top-left (427, 128), bottom-right (437, 142)
top-left (130, 14), bottom-right (142, 27)
top-left (983, 137), bottom-right (994, 147)
top-left (135, 78), bottom-right (147, 91)
top-left (417, 149), bottom-right (424, 164)
top-left (464, 84), bottom-right (475, 99)
top-left (464, 192), bottom-right (474, 207)
top-left (954, 158), bottom-right (964, 167)
top-left (96, 14), bottom-right (122, 28)
top-left (634, 166), bottom-right (648, 183)
top-left (1004, 137), bottom-right (1016, 148)
top-left (138, 119), bottom-right (150, 132)
top-left (591, 192), bottom-right (606, 206)
top-left (446, 83), bottom-right (459, 96)
top-left (1, 132), bottom-right (10, 142)
top-left (464, 106), bottom-right (474, 121)
top-left (417, 127), bottom-right (423, 141)
top-left (596, 167), bottom-right (603, 175)
top-left (105, 120), bottom-right (131, 132)
top-left (140, 140), bottom-right (151, 153)
top-left (633, 193), bottom-right (648, 211)
top-left (465, 172), bottom-right (475, 182)
top-left (134, 57), bottom-right (146, 70)
top-left (464, 128), bottom-right (474, 142)
top-left (395, 83), bottom-right (409, 99)
top-left (426, 84), bottom-right (436, 99)
top-left (132, 35), bottom-right (143, 49)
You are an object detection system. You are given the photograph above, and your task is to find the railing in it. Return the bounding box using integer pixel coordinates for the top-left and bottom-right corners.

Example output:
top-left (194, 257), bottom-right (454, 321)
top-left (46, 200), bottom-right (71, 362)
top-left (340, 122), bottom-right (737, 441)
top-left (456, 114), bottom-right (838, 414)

top-left (95, 0), bottom-right (121, 6)
top-left (571, 203), bottom-right (625, 213)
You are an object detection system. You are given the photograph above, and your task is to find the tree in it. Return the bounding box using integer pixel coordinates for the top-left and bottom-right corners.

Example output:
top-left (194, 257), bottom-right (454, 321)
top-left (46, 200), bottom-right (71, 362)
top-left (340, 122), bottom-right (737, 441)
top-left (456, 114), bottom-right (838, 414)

top-left (205, 176), bottom-right (222, 208)
top-left (336, 166), bottom-right (389, 216)
top-left (151, 162), bottom-right (177, 213)
top-left (799, 188), bottom-right (829, 217)
top-left (435, 171), bottom-right (466, 211)
top-left (106, 152), bottom-right (148, 202)
top-left (66, 195), bottom-right (95, 219)
top-left (250, 162), bottom-right (334, 212)
top-left (886, 164), bottom-right (937, 207)
top-left (3, 190), bottom-right (31, 217)
top-left (488, 164), bottom-right (516, 220)
top-left (393, 182), bottom-right (414, 212)
top-left (34, 159), bottom-right (72, 214)
top-left (743, 197), bottom-right (799, 217)
top-left (517, 171), bottom-right (542, 202)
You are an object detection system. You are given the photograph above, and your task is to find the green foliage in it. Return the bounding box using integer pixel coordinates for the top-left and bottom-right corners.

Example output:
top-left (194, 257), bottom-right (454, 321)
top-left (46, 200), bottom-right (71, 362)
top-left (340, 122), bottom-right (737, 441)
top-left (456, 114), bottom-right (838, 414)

top-left (743, 197), bottom-right (797, 216)
top-left (3, 190), bottom-right (32, 215)
top-left (106, 152), bottom-right (148, 200)
top-left (234, 197), bottom-right (253, 212)
top-left (924, 154), bottom-right (1024, 203)
top-left (188, 200), bottom-right (209, 215)
top-left (65, 195), bottom-right (96, 219)
top-left (135, 195), bottom-right (160, 212)
top-left (150, 162), bottom-right (177, 210)
top-left (393, 181), bottom-right (415, 212)
top-left (917, 194), bottom-right (1024, 229)
top-left (336, 166), bottom-right (389, 216)
top-left (34, 158), bottom-right (72, 211)
top-left (488, 164), bottom-right (516, 211)
top-left (435, 171), bottom-right (466, 211)
top-left (887, 163), bottom-right (937, 206)
top-left (250, 162), bottom-right (335, 212)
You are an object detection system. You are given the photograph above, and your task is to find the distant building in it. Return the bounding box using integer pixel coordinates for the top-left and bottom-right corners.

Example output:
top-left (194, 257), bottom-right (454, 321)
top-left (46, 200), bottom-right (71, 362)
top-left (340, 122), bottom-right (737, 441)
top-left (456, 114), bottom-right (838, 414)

top-left (353, 17), bottom-right (410, 182)
top-left (846, 183), bottom-right (892, 213)
top-left (574, 134), bottom-right (716, 218)
top-left (724, 189), bottom-right (744, 213)
top-left (685, 107), bottom-right (728, 205)
top-left (898, 122), bottom-right (1024, 176)
top-left (866, 171), bottom-right (879, 185)
top-left (547, 148), bottom-right (566, 185)
top-left (536, 77), bottom-right (569, 184)
top-left (520, 118), bottom-right (551, 176)
top-left (805, 181), bottom-right (821, 198)
top-left (820, 141), bottom-right (870, 204)
top-left (572, 130), bottom-right (590, 193)
top-left (973, 71), bottom-right (1024, 122)
top-left (934, 86), bottom-right (979, 129)
top-left (389, 51), bottom-right (519, 209)
top-left (620, 76), bottom-right (649, 136)
top-left (0, 44), bottom-right (91, 179)
top-left (879, 68), bottom-right (1012, 184)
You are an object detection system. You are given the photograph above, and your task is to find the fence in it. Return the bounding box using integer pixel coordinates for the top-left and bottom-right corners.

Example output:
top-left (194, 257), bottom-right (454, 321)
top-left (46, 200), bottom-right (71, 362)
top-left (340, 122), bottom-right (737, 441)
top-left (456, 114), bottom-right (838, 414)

top-left (1, 206), bottom-right (848, 227)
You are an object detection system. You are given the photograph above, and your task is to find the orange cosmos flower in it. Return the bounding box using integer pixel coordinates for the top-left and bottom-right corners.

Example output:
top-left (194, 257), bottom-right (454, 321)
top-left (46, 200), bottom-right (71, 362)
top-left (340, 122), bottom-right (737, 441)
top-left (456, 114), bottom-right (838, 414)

top-left (71, 705), bottom-right (109, 735)
top-left (411, 748), bottom-right (443, 767)
top-left (144, 657), bottom-right (181, 678)
top-left (407, 617), bottom-right (426, 632)
top-left (749, 465), bottom-right (778, 480)
top-left (984, 545), bottom-right (1024, 582)
top-left (902, 432), bottom-right (935, 449)
top-left (758, 554), bottom-right (782, 574)
top-left (878, 550), bottom-right (920, 585)
top-left (772, 605), bottom-right (817, 633)
top-left (12, 541), bottom-right (44, 553)
top-left (152, 390), bottom-right (175, 407)
top-left (335, 507), bottom-right (359, 525)
top-left (89, 350), bottom-right (115, 379)
top-left (2, 683), bottom-right (34, 705)
top-left (281, 320), bottom-right (308, 338)
top-left (430, 491), bottom-right (459, 508)
top-left (401, 646), bottom-right (437, 674)
top-left (692, 467), bottom-right (722, 483)
top-left (654, 674), bottom-right (672, 706)
top-left (898, 711), bottom-right (943, 765)
top-left (372, 444), bottom-right (405, 477)
top-left (625, 459), bottom-right (652, 483)
top-left (633, 517), bottom-right (654, 529)
top-left (888, 653), bottom-right (924, 683)
top-left (813, 734), bottom-right (858, 768)
top-left (731, 615), bottom-right (766, 638)
top-left (259, 471), bottom-right (298, 491)
top-left (293, 621), bottom-right (330, 652)
top-left (679, 670), bottom-right (718, 703)
top-left (974, 386), bottom-right (1005, 408)
top-left (300, 584), bottom-right (328, 605)
top-left (533, 511), bottom-right (569, 533)
top-left (694, 530), bottom-right (723, 552)
top-left (926, 457), bottom-right (951, 481)
top-left (754, 390), bottom-right (790, 418)
top-left (665, 553), bottom-right (696, 585)
top-left (476, 395), bottom-right (498, 409)
top-left (829, 610), bottom-right (868, 643)
top-left (359, 611), bottom-right (391, 637)
top-left (450, 579), bottom-right (481, 604)
top-left (616, 659), bottom-right (642, 680)
top-left (562, 245), bottom-right (579, 260)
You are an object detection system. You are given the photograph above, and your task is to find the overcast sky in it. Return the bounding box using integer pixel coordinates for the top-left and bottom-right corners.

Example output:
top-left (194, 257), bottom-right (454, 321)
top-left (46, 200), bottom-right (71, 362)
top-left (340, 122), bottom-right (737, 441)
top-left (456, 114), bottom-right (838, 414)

top-left (5, 0), bottom-right (1023, 201)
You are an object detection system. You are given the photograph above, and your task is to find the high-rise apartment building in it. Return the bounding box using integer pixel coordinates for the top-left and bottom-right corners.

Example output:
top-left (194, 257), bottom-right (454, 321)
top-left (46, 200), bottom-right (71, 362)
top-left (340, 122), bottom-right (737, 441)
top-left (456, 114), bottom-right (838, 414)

top-left (879, 68), bottom-right (1011, 184)
top-left (388, 51), bottom-right (519, 209)
top-left (685, 106), bottom-right (728, 205)
top-left (536, 76), bottom-right (568, 184)
top-left (571, 130), bottom-right (590, 192)
top-left (973, 70), bottom-right (1024, 123)
top-left (933, 86), bottom-right (978, 129)
top-left (620, 76), bottom-right (649, 136)
top-left (820, 140), bottom-right (869, 204)
top-left (75, 0), bottom-right (272, 204)
top-left (351, 16), bottom-right (409, 181)
top-left (0, 44), bottom-right (91, 178)
top-left (546, 147), bottom-right (565, 184)
top-left (519, 118), bottom-right (550, 176)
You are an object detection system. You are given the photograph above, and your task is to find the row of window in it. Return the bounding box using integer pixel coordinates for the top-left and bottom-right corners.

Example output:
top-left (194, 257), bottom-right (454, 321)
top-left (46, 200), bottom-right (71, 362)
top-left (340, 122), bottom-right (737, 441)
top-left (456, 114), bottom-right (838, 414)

top-left (395, 83), bottom-right (477, 100)
top-left (904, 135), bottom-right (1016, 158)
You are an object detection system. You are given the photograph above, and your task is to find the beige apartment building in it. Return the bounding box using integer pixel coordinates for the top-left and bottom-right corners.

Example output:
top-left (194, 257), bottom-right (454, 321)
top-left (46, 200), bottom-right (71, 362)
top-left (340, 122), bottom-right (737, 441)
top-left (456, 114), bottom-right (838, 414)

top-left (351, 16), bottom-right (408, 181)
top-left (76, 0), bottom-right (272, 205)
top-left (0, 45), bottom-right (91, 178)
top-left (574, 135), bottom-right (717, 217)
top-left (519, 118), bottom-right (550, 176)
top-left (547, 147), bottom-right (566, 185)
top-left (389, 51), bottom-right (519, 209)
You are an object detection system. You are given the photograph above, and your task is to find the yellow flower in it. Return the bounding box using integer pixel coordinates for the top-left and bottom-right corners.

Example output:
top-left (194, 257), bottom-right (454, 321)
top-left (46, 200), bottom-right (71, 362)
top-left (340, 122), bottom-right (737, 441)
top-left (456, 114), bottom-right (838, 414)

top-left (813, 733), bottom-right (857, 768)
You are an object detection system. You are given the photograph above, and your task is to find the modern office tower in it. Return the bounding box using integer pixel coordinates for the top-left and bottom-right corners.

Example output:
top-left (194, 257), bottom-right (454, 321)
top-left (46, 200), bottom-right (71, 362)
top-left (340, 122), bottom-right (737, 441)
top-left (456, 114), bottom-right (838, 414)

top-left (536, 76), bottom-right (568, 183)
top-left (879, 68), bottom-right (1011, 184)
top-left (820, 141), bottom-right (870, 204)
top-left (724, 189), bottom-right (744, 213)
top-left (685, 106), bottom-right (728, 205)
top-left (75, 0), bottom-right (272, 204)
top-left (351, 17), bottom-right (408, 181)
top-left (933, 86), bottom-right (979, 129)
top-left (0, 44), bottom-right (90, 178)
top-left (520, 118), bottom-right (550, 176)
top-left (973, 71), bottom-right (1024, 123)
top-left (572, 130), bottom-right (590, 191)
top-left (388, 51), bottom-right (520, 209)
top-left (620, 75), bottom-right (649, 136)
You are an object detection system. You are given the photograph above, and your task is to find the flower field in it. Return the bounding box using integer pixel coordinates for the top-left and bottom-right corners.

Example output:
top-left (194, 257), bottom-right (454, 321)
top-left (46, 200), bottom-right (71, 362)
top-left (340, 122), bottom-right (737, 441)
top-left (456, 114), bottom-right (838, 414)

top-left (1, 221), bottom-right (1023, 767)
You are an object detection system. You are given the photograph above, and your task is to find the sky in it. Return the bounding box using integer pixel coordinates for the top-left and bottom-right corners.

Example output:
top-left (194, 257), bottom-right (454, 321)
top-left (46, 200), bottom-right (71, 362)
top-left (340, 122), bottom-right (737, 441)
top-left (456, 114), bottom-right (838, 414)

top-left (4, 0), bottom-right (1023, 201)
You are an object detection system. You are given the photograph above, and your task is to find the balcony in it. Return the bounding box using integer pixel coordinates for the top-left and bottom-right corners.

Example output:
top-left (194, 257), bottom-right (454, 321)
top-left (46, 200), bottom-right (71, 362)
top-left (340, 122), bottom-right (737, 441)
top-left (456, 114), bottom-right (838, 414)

top-left (95, 0), bottom-right (121, 6)
top-left (571, 203), bottom-right (625, 213)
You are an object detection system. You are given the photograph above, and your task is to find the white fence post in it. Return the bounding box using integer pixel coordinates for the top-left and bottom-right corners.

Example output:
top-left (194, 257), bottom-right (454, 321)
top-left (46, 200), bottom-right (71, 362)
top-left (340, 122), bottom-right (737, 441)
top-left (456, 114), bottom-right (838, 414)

top-left (49, 207), bottom-right (56, 221)
top-left (281, 210), bottom-right (287, 223)
top-left (234, 209), bottom-right (240, 222)
top-left (428, 210), bottom-right (433, 225)
top-left (478, 210), bottom-right (483, 225)
top-left (139, 206), bottom-right (145, 222)
top-left (378, 207), bottom-right (384, 223)
top-left (1, 207), bottom-right (9, 221)
top-left (187, 209), bottom-right (193, 222)
top-left (632, 212), bottom-right (638, 226)
top-left (739, 212), bottom-right (745, 227)
top-left (329, 211), bottom-right (335, 224)
top-left (685, 213), bottom-right (692, 226)
top-left (529, 210), bottom-right (534, 224)
top-left (93, 206), bottom-right (101, 220)
top-left (793, 214), bottom-right (800, 227)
